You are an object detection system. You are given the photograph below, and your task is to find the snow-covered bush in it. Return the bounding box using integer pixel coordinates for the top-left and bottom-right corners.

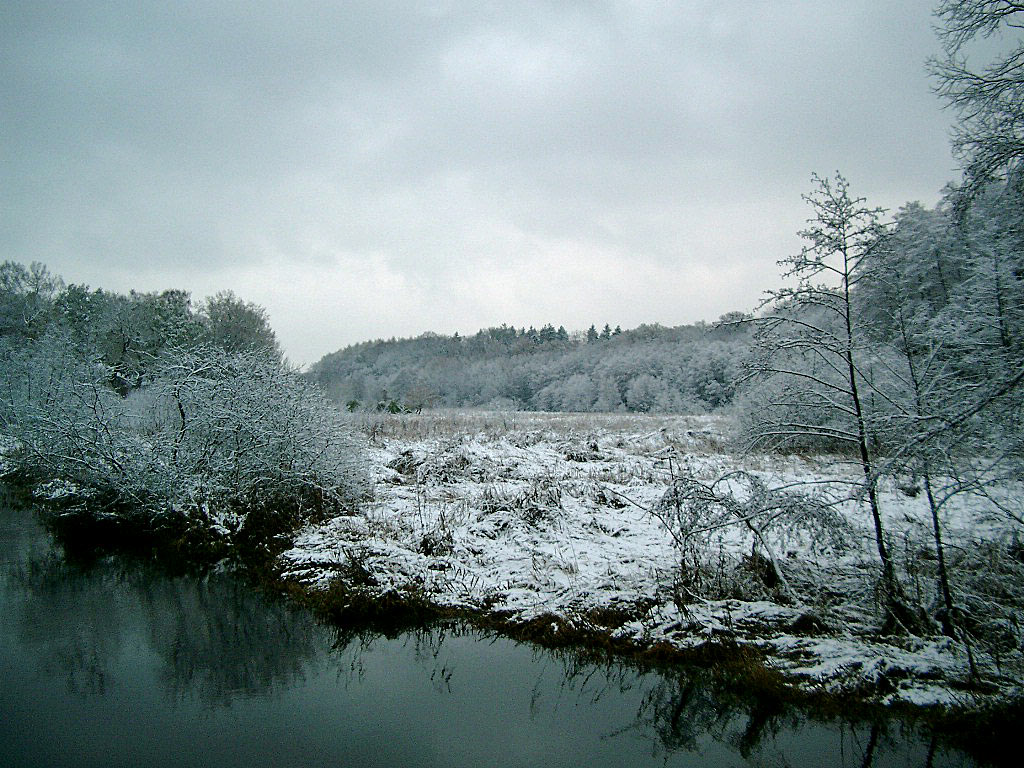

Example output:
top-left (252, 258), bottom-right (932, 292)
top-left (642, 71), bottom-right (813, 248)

top-left (1, 334), bottom-right (369, 533)
top-left (654, 464), bottom-right (850, 604)
top-left (1, 329), bottom-right (145, 499)
top-left (148, 346), bottom-right (370, 517)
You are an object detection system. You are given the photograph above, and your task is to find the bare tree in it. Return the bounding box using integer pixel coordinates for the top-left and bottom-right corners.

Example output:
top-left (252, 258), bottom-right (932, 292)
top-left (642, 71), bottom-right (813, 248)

top-left (744, 172), bottom-right (923, 632)
top-left (930, 0), bottom-right (1024, 194)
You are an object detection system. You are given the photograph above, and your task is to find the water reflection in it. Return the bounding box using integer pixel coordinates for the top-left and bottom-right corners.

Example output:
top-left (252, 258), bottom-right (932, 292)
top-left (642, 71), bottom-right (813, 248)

top-left (5, 547), bottom-right (323, 705)
top-left (0, 494), bottom-right (976, 767)
top-left (325, 624), bottom-right (964, 767)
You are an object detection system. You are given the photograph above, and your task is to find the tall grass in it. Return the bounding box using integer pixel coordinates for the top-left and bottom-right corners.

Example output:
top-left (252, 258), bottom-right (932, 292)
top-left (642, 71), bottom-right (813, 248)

top-left (344, 407), bottom-right (733, 446)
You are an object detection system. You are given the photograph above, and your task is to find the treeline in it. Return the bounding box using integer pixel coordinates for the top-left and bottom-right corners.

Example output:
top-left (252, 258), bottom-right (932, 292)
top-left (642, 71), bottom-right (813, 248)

top-left (0, 264), bottom-right (367, 541)
top-left (306, 317), bottom-right (752, 414)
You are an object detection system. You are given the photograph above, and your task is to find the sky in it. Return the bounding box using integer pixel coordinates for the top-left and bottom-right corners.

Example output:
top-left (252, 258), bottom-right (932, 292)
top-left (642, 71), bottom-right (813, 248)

top-left (2, 1), bottom-right (961, 366)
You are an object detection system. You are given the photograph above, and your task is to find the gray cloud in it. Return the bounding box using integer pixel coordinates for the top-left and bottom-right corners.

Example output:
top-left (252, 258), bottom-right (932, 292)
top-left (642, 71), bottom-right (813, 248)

top-left (2, 0), bottom-right (957, 364)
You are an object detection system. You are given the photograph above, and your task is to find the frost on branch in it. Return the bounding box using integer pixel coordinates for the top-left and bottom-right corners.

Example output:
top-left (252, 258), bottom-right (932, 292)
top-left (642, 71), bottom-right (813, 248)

top-left (1, 333), bottom-right (369, 536)
top-left (653, 464), bottom-right (850, 606)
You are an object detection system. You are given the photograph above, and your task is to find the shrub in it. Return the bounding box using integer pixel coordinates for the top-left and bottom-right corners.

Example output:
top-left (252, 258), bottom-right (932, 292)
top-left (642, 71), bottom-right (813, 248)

top-left (1, 335), bottom-right (369, 533)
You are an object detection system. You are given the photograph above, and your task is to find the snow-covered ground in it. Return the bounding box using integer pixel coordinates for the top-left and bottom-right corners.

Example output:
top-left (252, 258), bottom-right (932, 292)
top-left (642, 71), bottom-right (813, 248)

top-left (280, 410), bottom-right (1023, 709)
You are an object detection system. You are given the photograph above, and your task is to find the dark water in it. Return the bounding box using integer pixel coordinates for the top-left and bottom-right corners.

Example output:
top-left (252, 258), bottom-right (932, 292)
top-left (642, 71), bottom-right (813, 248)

top-left (0, 492), bottom-right (974, 767)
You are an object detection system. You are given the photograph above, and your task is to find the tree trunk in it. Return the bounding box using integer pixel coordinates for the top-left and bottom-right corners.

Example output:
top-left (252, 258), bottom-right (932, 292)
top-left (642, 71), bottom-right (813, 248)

top-left (924, 470), bottom-right (955, 636)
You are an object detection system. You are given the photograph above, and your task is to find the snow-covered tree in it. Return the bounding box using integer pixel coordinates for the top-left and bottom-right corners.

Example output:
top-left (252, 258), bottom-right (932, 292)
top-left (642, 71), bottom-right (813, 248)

top-left (744, 172), bottom-right (922, 632)
top-left (853, 176), bottom-right (1024, 640)
top-left (625, 374), bottom-right (662, 413)
top-left (930, 0), bottom-right (1024, 194)
top-left (0, 267), bottom-right (368, 540)
top-left (306, 320), bottom-right (750, 414)
top-left (199, 290), bottom-right (282, 360)
top-left (0, 261), bottom-right (62, 340)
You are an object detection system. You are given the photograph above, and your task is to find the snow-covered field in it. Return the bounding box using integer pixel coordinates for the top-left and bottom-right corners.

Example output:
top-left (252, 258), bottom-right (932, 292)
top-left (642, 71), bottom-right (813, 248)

top-left (281, 409), bottom-right (1023, 709)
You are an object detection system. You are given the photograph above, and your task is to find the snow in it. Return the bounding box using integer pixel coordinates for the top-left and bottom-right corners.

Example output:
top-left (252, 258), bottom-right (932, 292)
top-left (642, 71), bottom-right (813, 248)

top-left (0, 435), bottom-right (16, 477)
top-left (279, 410), bottom-right (1024, 710)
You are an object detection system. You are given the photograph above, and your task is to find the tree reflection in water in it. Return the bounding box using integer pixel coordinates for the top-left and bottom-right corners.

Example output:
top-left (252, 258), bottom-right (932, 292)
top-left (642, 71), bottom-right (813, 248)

top-left (5, 545), bottom-right (325, 705)
top-left (5, 549), bottom-right (125, 696)
top-left (550, 650), bottom-right (952, 767)
top-left (324, 622), bottom-right (963, 767)
top-left (141, 573), bottom-right (322, 703)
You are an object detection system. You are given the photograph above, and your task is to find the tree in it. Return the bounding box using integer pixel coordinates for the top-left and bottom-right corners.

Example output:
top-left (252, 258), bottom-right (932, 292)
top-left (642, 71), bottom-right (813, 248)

top-left (199, 290), bottom-right (281, 360)
top-left (851, 178), bottom-right (1024, 643)
top-left (930, 0), bottom-right (1024, 194)
top-left (594, 376), bottom-right (623, 411)
top-left (855, 207), bottom-right (961, 635)
top-left (0, 266), bottom-right (368, 539)
top-left (0, 261), bottom-right (63, 339)
top-left (625, 374), bottom-right (663, 412)
top-left (685, 342), bottom-right (742, 409)
top-left (2, 335), bottom-right (368, 528)
top-left (744, 172), bottom-right (921, 632)
top-left (99, 289), bottom-right (202, 395)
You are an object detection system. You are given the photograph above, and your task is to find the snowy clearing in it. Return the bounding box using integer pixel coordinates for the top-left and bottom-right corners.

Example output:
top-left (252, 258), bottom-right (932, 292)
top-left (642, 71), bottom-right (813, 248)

top-left (280, 410), bottom-right (1024, 710)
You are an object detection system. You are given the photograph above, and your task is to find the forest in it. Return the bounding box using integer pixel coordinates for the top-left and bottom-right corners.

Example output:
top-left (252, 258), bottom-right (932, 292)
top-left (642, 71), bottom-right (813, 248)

top-left (306, 318), bottom-right (751, 414)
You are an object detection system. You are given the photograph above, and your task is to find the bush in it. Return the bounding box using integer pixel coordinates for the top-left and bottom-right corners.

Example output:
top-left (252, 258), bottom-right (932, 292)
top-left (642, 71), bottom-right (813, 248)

top-left (1, 334), bottom-right (369, 534)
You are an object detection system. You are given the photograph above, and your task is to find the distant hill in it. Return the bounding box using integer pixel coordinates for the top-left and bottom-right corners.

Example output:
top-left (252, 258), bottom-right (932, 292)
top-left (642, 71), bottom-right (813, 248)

top-left (306, 318), bottom-right (751, 413)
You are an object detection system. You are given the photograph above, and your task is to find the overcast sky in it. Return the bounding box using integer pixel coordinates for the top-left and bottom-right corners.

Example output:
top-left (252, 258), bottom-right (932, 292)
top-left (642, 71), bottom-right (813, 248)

top-left (2, 1), bottom-right (959, 365)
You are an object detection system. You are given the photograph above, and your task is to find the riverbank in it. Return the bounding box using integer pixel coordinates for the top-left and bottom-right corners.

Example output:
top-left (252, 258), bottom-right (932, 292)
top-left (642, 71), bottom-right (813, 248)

top-left (278, 410), bottom-right (1024, 721)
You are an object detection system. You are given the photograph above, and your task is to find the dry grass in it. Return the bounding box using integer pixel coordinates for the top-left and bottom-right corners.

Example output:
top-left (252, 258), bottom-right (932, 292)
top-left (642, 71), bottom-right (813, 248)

top-left (344, 407), bottom-right (734, 450)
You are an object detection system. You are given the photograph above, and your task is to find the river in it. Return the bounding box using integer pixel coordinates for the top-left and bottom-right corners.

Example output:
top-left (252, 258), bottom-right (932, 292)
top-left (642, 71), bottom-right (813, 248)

top-left (0, 489), bottom-right (975, 767)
